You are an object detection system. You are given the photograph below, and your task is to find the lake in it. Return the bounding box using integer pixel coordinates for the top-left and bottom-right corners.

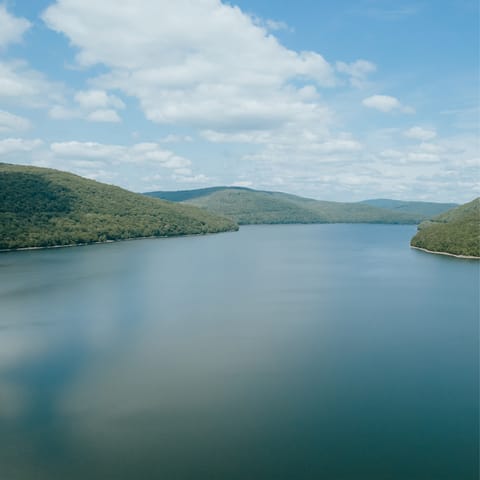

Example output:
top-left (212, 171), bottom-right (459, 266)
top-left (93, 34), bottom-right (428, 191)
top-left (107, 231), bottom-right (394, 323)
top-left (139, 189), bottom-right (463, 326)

top-left (0, 224), bottom-right (478, 480)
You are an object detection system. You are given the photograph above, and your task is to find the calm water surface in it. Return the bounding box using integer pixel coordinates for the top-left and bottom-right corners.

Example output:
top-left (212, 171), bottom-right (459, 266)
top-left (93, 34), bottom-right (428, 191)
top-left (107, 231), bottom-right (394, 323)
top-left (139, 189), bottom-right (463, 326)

top-left (0, 225), bottom-right (478, 480)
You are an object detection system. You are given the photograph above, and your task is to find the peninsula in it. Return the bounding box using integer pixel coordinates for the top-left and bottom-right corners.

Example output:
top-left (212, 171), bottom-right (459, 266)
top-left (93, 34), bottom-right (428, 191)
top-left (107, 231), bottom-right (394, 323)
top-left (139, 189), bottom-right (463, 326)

top-left (0, 163), bottom-right (238, 251)
top-left (410, 198), bottom-right (480, 258)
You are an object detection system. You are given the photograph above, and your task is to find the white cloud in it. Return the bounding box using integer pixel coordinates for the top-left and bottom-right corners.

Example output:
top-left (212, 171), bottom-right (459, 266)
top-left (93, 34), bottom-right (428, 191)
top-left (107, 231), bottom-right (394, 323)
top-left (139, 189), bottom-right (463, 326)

top-left (41, 0), bottom-right (406, 196)
top-left (0, 138), bottom-right (43, 155)
top-left (199, 98), bottom-right (333, 146)
top-left (48, 105), bottom-right (77, 120)
top-left (19, 140), bottom-right (201, 190)
top-left (86, 109), bottom-right (121, 122)
top-left (49, 89), bottom-right (125, 123)
top-left (42, 0), bottom-right (340, 132)
top-left (3, 132), bottom-right (476, 202)
top-left (74, 89), bottom-right (125, 110)
top-left (217, 127), bottom-right (479, 203)
top-left (0, 60), bottom-right (64, 107)
top-left (0, 110), bottom-right (31, 133)
top-left (336, 59), bottom-right (376, 87)
top-left (404, 126), bottom-right (437, 141)
top-left (362, 94), bottom-right (414, 113)
top-left (200, 121), bottom-right (363, 197)
top-left (241, 134), bottom-right (362, 168)
top-left (49, 141), bottom-right (191, 169)
top-left (0, 5), bottom-right (31, 49)
top-left (50, 141), bottom-right (122, 159)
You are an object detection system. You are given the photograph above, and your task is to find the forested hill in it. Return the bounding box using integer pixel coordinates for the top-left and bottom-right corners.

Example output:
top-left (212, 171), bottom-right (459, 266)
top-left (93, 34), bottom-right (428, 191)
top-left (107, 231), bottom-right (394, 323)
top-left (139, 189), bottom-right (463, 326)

top-left (0, 164), bottom-right (238, 250)
top-left (360, 199), bottom-right (457, 218)
top-left (145, 187), bottom-right (441, 225)
top-left (410, 198), bottom-right (480, 258)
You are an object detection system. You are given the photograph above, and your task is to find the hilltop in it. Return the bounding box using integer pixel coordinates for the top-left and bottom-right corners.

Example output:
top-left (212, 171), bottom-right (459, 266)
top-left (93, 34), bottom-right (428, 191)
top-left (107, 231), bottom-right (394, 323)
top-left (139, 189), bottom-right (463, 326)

top-left (0, 164), bottom-right (238, 251)
top-left (410, 198), bottom-right (480, 258)
top-left (145, 187), bottom-right (447, 225)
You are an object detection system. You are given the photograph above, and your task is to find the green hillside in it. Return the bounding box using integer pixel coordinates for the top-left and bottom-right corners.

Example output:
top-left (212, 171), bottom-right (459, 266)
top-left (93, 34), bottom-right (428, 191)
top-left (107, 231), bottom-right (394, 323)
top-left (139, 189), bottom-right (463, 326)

top-left (146, 187), bottom-right (424, 225)
top-left (410, 198), bottom-right (480, 257)
top-left (0, 164), bottom-right (238, 250)
top-left (361, 199), bottom-right (457, 218)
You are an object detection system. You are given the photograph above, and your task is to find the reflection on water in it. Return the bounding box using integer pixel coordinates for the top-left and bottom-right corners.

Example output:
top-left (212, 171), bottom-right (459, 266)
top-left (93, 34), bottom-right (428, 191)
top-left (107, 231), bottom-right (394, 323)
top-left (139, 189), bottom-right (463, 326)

top-left (0, 225), bottom-right (478, 480)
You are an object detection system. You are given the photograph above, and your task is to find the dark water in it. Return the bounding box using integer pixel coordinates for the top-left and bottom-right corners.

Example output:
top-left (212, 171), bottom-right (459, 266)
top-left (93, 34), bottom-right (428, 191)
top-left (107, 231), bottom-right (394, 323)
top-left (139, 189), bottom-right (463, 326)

top-left (0, 225), bottom-right (478, 480)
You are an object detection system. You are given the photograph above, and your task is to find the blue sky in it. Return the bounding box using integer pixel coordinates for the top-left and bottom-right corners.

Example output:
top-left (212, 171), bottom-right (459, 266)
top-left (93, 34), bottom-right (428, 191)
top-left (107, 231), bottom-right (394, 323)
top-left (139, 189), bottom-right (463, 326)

top-left (0, 0), bottom-right (478, 202)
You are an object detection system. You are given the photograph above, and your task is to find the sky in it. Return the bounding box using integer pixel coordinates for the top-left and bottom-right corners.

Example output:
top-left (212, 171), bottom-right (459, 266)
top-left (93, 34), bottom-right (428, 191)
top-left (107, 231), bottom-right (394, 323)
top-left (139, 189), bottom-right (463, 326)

top-left (0, 0), bottom-right (478, 202)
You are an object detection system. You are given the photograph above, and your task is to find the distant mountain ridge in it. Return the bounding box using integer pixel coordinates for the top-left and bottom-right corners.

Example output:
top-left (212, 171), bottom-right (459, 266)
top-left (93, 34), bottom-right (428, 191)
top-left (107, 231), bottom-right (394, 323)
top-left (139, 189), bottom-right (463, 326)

top-left (0, 164), bottom-right (238, 250)
top-left (145, 187), bottom-right (455, 225)
top-left (410, 198), bottom-right (480, 258)
top-left (361, 199), bottom-right (458, 217)
top-left (145, 186), bottom-right (254, 202)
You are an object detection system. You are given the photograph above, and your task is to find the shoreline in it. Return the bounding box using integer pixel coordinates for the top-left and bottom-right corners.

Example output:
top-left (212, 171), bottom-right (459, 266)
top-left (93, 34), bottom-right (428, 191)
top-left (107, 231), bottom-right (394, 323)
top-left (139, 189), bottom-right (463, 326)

top-left (410, 245), bottom-right (480, 260)
top-left (0, 229), bottom-right (238, 253)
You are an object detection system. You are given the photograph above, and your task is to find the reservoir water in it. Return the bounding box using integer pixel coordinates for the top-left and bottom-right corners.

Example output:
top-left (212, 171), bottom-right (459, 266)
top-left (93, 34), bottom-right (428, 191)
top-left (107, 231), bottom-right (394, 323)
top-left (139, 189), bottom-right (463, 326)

top-left (0, 224), bottom-right (478, 480)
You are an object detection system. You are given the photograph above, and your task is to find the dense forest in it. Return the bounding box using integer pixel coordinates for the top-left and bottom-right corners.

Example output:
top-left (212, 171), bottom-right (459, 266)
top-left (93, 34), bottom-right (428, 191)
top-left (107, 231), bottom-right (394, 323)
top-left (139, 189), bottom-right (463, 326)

top-left (410, 198), bottom-right (480, 257)
top-left (0, 164), bottom-right (238, 250)
top-left (360, 199), bottom-right (457, 218)
top-left (146, 187), bottom-right (449, 225)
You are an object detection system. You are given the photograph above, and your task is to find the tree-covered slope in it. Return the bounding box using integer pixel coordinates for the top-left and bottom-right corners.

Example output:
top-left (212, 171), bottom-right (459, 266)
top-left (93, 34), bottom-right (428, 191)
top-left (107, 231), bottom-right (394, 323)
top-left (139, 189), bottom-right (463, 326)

top-left (361, 199), bottom-right (457, 218)
top-left (146, 187), bottom-right (423, 225)
top-left (410, 198), bottom-right (480, 257)
top-left (0, 164), bottom-right (238, 250)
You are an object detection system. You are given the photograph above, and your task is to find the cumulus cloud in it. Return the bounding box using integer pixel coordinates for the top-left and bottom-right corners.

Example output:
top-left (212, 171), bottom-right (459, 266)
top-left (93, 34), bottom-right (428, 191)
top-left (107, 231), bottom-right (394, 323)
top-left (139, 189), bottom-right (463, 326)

top-left (50, 89), bottom-right (124, 122)
top-left (8, 140), bottom-right (204, 191)
top-left (86, 109), bottom-right (121, 123)
top-left (41, 0), bottom-right (407, 196)
top-left (0, 60), bottom-right (64, 107)
top-left (362, 94), bottom-right (414, 113)
top-left (74, 89), bottom-right (125, 110)
top-left (42, 0), bottom-right (340, 132)
top-left (0, 5), bottom-right (31, 49)
top-left (0, 138), bottom-right (43, 155)
top-left (404, 126), bottom-right (437, 141)
top-left (50, 141), bottom-right (191, 169)
top-left (0, 110), bottom-right (31, 133)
